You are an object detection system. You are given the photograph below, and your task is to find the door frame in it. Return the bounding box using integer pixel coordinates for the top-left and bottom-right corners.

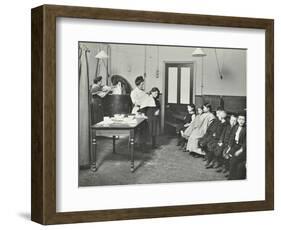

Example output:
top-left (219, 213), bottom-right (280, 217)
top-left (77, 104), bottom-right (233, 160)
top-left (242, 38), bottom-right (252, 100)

top-left (161, 61), bottom-right (195, 131)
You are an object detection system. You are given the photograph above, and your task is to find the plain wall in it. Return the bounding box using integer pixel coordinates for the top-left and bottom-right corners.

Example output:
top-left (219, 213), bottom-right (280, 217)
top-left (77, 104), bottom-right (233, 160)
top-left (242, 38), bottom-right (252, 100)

top-left (85, 43), bottom-right (246, 96)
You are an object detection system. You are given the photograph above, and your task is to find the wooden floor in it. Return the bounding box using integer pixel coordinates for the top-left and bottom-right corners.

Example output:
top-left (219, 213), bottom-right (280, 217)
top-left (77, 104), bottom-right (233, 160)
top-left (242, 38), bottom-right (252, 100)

top-left (79, 135), bottom-right (227, 187)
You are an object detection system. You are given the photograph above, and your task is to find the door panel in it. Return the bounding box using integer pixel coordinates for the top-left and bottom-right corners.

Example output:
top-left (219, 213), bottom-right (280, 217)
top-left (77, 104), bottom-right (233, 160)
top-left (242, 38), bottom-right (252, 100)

top-left (167, 67), bottom-right (178, 103)
top-left (180, 67), bottom-right (191, 104)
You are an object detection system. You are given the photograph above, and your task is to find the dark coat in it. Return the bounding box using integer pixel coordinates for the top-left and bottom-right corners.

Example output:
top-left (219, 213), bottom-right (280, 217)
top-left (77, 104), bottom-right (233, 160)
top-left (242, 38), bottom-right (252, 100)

top-left (227, 125), bottom-right (247, 160)
top-left (228, 126), bottom-right (247, 180)
top-left (214, 122), bottom-right (237, 157)
top-left (205, 120), bottom-right (228, 152)
top-left (219, 122), bottom-right (237, 146)
top-left (176, 112), bottom-right (193, 133)
top-left (199, 118), bottom-right (220, 148)
top-left (228, 125), bottom-right (247, 148)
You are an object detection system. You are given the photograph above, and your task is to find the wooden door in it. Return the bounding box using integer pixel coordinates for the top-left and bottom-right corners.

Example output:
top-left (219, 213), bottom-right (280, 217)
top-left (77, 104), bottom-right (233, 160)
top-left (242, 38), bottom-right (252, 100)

top-left (164, 63), bottom-right (194, 133)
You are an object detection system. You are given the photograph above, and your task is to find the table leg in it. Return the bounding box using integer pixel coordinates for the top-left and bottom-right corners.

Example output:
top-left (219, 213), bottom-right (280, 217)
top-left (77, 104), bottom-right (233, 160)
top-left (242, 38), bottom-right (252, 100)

top-left (128, 138), bottom-right (131, 161)
top-left (130, 130), bottom-right (135, 172)
top-left (91, 130), bottom-right (97, 172)
top-left (113, 135), bottom-right (116, 154)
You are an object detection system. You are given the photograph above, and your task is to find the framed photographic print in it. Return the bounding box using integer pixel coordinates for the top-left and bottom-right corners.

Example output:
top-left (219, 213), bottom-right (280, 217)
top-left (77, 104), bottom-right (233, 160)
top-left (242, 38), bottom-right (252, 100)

top-left (31, 4), bottom-right (274, 225)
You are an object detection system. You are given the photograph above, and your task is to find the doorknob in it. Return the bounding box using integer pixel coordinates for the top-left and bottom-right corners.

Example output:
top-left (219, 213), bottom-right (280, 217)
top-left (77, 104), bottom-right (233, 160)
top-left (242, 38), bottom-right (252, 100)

top-left (166, 105), bottom-right (170, 108)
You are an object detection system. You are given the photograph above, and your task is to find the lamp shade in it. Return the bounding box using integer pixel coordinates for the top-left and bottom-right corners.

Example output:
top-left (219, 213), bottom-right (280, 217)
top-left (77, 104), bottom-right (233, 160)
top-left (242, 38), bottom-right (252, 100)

top-left (95, 50), bottom-right (109, 59)
top-left (192, 48), bottom-right (207, 57)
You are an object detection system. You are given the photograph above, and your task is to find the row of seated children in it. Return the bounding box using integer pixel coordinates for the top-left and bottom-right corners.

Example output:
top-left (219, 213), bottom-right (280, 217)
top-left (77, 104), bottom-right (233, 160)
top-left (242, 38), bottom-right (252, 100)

top-left (179, 104), bottom-right (247, 180)
top-left (179, 103), bottom-right (216, 156)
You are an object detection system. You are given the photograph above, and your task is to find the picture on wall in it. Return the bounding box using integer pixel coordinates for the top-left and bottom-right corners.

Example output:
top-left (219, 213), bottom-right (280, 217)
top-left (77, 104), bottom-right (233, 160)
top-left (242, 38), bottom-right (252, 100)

top-left (31, 5), bottom-right (274, 224)
top-left (78, 41), bottom-right (247, 187)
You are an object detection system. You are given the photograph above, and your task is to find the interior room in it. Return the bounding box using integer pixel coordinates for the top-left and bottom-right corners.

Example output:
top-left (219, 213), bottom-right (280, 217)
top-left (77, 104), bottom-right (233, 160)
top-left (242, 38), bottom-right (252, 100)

top-left (78, 42), bottom-right (247, 186)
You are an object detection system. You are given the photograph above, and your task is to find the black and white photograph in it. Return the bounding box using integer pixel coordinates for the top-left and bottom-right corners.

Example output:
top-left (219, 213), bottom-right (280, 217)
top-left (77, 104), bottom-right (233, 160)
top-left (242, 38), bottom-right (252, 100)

top-left (78, 42), bottom-right (247, 187)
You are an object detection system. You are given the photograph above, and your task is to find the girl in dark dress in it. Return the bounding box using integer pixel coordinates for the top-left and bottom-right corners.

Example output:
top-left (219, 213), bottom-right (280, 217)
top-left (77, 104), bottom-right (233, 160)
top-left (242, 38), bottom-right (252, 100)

top-left (90, 76), bottom-right (111, 124)
top-left (149, 87), bottom-right (161, 148)
top-left (138, 87), bottom-right (161, 149)
top-left (177, 104), bottom-right (196, 149)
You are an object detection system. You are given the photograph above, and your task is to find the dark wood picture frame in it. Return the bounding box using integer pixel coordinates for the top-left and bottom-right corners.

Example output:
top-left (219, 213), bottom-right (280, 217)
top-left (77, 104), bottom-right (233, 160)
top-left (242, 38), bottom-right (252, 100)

top-left (31, 4), bottom-right (274, 225)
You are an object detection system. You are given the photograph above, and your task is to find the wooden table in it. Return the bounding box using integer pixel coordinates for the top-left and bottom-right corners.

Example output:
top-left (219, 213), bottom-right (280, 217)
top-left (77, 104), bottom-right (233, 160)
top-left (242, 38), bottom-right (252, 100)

top-left (90, 118), bottom-right (147, 172)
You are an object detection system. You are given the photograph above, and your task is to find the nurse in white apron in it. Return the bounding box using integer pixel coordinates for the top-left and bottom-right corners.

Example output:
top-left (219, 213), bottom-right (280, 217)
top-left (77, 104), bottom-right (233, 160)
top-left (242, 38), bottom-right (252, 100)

top-left (130, 76), bottom-right (155, 114)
